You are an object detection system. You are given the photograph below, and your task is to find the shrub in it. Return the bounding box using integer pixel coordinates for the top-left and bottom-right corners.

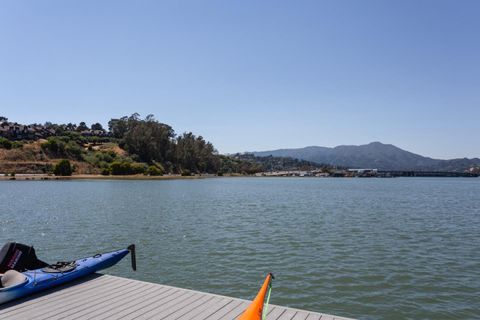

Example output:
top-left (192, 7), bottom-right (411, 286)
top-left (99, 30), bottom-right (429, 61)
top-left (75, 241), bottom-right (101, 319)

top-left (110, 161), bottom-right (130, 175)
top-left (84, 152), bottom-right (112, 167)
top-left (43, 163), bottom-right (54, 174)
top-left (101, 168), bottom-right (110, 175)
top-left (61, 132), bottom-right (85, 144)
top-left (145, 165), bottom-right (163, 176)
top-left (154, 162), bottom-right (165, 173)
top-left (0, 137), bottom-right (12, 149)
top-left (42, 137), bottom-right (83, 159)
top-left (11, 141), bottom-right (23, 149)
top-left (97, 161), bottom-right (109, 169)
top-left (130, 163), bottom-right (146, 174)
top-left (181, 169), bottom-right (191, 176)
top-left (65, 141), bottom-right (82, 159)
top-left (95, 152), bottom-right (114, 163)
top-left (42, 137), bottom-right (66, 155)
top-left (109, 161), bottom-right (145, 175)
top-left (53, 159), bottom-right (73, 176)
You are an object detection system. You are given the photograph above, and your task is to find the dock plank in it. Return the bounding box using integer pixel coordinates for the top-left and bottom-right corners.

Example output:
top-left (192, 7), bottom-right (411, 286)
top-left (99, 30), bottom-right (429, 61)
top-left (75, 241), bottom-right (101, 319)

top-left (73, 285), bottom-right (172, 320)
top-left (305, 313), bottom-right (322, 320)
top-left (266, 306), bottom-right (287, 320)
top-left (0, 274), bottom-right (114, 316)
top-left (178, 297), bottom-right (234, 320)
top-left (35, 278), bottom-right (143, 320)
top-left (97, 287), bottom-right (179, 320)
top-left (277, 308), bottom-right (297, 320)
top-left (117, 289), bottom-right (191, 319)
top-left (135, 292), bottom-right (205, 319)
top-left (0, 274), bottom-right (356, 320)
top-left (291, 310), bottom-right (310, 320)
top-left (220, 300), bottom-right (250, 319)
top-left (203, 300), bottom-right (245, 320)
top-left (59, 282), bottom-right (160, 320)
top-left (30, 278), bottom-right (139, 320)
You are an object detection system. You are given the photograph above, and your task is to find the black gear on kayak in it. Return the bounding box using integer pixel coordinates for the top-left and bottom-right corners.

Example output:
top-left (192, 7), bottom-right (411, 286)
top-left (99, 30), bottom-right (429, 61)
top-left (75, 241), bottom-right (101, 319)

top-left (0, 242), bottom-right (49, 273)
top-left (42, 261), bottom-right (78, 273)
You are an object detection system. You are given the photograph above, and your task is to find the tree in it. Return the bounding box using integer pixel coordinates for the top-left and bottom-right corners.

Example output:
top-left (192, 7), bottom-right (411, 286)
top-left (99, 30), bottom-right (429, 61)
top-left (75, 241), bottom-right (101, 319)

top-left (175, 132), bottom-right (196, 171)
top-left (129, 113), bottom-right (140, 122)
top-left (108, 116), bottom-right (129, 138)
top-left (91, 123), bottom-right (104, 131)
top-left (175, 132), bottom-right (219, 173)
top-left (122, 115), bottom-right (175, 163)
top-left (53, 159), bottom-right (73, 176)
top-left (77, 122), bottom-right (88, 131)
top-left (66, 123), bottom-right (77, 131)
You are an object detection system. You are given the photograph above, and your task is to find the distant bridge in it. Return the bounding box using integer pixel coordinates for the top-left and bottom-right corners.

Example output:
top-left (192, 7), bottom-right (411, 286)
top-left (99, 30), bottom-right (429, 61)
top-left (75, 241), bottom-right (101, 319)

top-left (378, 171), bottom-right (479, 178)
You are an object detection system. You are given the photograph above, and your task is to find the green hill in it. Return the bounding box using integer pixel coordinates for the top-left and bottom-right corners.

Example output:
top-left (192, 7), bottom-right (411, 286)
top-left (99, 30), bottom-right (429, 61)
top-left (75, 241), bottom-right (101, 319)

top-left (1, 114), bottom-right (329, 176)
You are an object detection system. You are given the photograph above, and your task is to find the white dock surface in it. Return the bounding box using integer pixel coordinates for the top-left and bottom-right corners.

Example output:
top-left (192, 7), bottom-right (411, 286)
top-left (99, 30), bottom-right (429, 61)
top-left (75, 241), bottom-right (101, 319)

top-left (0, 274), bottom-right (355, 320)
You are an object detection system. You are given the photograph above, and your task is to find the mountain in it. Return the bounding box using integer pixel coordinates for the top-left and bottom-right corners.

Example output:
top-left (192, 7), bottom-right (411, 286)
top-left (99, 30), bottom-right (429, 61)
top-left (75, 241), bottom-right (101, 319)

top-left (251, 142), bottom-right (480, 171)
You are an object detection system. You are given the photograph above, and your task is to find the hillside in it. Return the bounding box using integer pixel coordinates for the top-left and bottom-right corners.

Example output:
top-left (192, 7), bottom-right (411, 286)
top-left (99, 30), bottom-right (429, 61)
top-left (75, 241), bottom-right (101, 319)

top-left (0, 140), bottom-right (126, 175)
top-left (0, 140), bottom-right (332, 176)
top-left (252, 142), bottom-right (480, 171)
top-left (1, 114), bottom-right (331, 176)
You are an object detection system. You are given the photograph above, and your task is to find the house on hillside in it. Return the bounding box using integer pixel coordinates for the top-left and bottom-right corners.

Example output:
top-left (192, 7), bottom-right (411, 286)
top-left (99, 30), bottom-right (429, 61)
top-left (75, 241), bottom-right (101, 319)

top-left (0, 122), bottom-right (55, 140)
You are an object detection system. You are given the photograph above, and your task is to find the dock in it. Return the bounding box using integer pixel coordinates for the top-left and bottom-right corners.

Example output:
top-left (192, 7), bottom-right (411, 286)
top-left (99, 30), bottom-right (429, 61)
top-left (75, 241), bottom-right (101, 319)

top-left (0, 274), bottom-right (355, 320)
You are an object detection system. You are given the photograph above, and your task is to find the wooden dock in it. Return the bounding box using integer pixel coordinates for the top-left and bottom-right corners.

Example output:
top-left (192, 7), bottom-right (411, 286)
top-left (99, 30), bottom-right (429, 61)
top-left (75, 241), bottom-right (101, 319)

top-left (0, 274), bottom-right (355, 320)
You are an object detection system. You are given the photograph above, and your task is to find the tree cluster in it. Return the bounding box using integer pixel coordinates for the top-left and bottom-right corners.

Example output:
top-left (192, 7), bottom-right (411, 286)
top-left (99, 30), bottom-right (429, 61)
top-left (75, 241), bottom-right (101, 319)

top-left (109, 114), bottom-right (220, 174)
top-left (41, 137), bottom-right (83, 160)
top-left (234, 153), bottom-right (327, 172)
top-left (221, 153), bottom-right (330, 174)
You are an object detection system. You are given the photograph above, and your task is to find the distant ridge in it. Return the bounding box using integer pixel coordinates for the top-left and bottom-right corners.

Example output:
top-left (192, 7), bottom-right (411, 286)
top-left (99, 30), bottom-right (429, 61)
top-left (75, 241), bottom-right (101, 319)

top-left (251, 142), bottom-right (480, 171)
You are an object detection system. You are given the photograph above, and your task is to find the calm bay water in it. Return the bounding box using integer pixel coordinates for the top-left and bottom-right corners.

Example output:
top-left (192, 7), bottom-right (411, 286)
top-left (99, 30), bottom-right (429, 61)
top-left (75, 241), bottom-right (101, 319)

top-left (0, 177), bottom-right (479, 319)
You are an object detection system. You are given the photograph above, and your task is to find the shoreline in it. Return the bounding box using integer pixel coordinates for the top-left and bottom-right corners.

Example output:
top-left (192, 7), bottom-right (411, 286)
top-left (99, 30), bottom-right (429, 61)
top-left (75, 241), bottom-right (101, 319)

top-left (0, 173), bottom-right (221, 181)
top-left (0, 173), bottom-right (477, 181)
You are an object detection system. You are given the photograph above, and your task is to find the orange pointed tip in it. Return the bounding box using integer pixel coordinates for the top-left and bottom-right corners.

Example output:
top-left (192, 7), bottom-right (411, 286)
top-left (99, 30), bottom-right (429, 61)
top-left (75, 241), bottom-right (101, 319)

top-left (238, 274), bottom-right (274, 320)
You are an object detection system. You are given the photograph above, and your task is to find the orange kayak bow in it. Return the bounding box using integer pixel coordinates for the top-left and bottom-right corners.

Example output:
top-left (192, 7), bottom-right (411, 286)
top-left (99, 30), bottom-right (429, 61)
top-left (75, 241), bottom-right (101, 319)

top-left (239, 273), bottom-right (274, 320)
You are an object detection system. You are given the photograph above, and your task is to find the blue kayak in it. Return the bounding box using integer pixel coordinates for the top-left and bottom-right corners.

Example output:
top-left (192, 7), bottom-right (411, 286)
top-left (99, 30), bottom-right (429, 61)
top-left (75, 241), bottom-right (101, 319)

top-left (0, 244), bottom-right (136, 305)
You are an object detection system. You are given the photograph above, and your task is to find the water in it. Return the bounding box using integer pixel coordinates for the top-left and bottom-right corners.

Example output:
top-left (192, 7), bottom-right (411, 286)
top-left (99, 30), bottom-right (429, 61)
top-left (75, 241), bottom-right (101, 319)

top-left (0, 177), bottom-right (479, 319)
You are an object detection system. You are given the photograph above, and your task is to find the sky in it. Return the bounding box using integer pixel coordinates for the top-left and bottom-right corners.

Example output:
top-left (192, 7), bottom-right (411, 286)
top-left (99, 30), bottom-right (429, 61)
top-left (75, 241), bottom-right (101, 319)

top-left (0, 0), bottom-right (479, 159)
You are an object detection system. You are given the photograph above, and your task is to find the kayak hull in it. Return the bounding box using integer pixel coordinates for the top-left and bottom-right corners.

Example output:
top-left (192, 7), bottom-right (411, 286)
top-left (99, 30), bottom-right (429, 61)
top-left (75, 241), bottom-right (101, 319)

top-left (0, 248), bottom-right (129, 305)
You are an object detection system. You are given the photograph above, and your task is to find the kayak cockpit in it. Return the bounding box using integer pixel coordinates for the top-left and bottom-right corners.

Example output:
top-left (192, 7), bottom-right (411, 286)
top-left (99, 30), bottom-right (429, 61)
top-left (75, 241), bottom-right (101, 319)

top-left (42, 261), bottom-right (78, 273)
top-left (0, 270), bottom-right (28, 290)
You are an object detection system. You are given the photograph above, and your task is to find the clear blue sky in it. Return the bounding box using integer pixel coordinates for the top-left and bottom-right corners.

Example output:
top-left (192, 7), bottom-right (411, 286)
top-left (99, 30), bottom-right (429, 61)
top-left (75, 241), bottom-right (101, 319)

top-left (1, 0), bottom-right (478, 159)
